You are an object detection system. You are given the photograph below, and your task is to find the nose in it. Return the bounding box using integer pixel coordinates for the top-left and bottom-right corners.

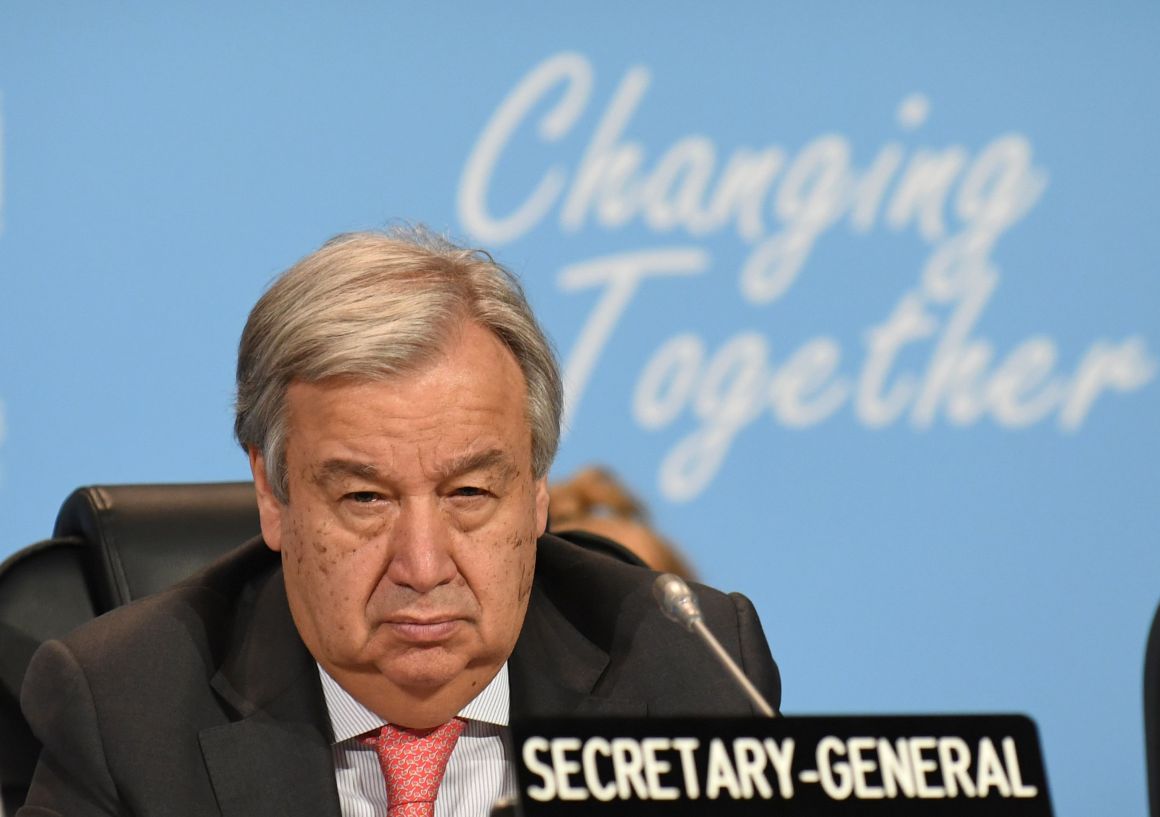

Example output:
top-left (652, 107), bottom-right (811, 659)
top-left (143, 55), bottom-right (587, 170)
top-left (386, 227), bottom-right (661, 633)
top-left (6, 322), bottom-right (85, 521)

top-left (385, 498), bottom-right (458, 594)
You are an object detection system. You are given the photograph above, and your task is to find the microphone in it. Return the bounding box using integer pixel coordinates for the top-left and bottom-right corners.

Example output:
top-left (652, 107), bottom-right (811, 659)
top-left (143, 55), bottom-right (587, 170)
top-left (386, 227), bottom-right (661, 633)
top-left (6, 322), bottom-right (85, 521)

top-left (652, 573), bottom-right (777, 718)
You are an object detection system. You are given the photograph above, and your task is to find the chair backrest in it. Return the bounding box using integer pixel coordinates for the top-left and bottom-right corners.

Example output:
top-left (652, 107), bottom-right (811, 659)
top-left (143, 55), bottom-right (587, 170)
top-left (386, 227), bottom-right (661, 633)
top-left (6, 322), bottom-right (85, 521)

top-left (0, 538), bottom-right (94, 812)
top-left (1145, 601), bottom-right (1160, 817)
top-left (0, 482), bottom-right (260, 814)
top-left (52, 482), bottom-right (261, 613)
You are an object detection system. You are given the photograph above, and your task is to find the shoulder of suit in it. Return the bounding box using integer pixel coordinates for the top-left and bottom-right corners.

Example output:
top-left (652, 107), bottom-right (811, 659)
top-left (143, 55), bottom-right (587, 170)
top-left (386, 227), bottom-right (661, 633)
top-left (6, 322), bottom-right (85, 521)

top-left (536, 530), bottom-right (736, 604)
top-left (57, 537), bottom-right (279, 666)
top-left (533, 531), bottom-right (742, 637)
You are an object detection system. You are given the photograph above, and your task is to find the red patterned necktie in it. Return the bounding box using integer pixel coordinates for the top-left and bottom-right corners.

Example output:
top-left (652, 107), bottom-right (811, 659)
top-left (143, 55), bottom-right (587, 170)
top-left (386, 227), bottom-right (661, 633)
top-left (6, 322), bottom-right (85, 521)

top-left (361, 718), bottom-right (467, 817)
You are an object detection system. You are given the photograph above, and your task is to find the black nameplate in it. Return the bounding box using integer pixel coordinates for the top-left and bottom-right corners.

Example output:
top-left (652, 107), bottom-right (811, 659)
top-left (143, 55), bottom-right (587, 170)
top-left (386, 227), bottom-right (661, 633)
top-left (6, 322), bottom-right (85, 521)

top-left (511, 715), bottom-right (1053, 816)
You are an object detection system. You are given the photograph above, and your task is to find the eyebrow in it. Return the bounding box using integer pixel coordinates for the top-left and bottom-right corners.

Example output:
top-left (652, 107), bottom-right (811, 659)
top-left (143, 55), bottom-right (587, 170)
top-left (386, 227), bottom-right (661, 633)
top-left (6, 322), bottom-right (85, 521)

top-left (312, 449), bottom-right (518, 486)
top-left (314, 459), bottom-right (380, 485)
top-left (434, 448), bottom-right (518, 483)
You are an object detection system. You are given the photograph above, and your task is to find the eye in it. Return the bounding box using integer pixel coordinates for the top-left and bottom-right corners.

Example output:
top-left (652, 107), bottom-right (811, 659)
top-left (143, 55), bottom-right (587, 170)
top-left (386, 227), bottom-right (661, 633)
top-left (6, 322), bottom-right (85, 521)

top-left (451, 486), bottom-right (489, 498)
top-left (344, 491), bottom-right (383, 504)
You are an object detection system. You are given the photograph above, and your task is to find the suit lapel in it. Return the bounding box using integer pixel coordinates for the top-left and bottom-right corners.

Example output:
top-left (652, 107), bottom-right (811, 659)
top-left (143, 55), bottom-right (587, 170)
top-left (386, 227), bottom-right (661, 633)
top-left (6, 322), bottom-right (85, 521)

top-left (509, 581), bottom-right (646, 719)
top-left (199, 567), bottom-right (342, 817)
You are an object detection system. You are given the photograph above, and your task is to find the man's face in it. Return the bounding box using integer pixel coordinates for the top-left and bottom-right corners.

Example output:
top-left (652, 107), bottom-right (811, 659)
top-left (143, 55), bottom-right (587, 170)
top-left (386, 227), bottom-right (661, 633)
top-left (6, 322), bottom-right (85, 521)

top-left (250, 321), bottom-right (549, 724)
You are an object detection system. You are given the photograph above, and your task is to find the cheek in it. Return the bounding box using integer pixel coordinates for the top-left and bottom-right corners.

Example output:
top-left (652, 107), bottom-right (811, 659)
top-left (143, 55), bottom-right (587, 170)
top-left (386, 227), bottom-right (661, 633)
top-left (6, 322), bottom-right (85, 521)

top-left (508, 531), bottom-right (535, 603)
top-left (284, 512), bottom-right (338, 572)
top-left (283, 512), bottom-right (380, 619)
top-left (476, 529), bottom-right (536, 623)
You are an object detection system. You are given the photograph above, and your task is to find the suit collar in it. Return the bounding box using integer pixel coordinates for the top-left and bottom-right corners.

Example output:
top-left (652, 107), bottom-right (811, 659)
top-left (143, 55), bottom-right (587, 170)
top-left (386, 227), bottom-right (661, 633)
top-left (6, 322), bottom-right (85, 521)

top-left (509, 575), bottom-right (646, 719)
top-left (200, 554), bottom-right (341, 817)
top-left (206, 563), bottom-right (316, 717)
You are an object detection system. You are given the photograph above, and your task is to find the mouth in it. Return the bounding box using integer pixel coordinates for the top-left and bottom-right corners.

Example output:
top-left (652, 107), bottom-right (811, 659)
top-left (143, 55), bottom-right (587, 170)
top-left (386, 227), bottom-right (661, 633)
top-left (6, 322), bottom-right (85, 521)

top-left (384, 617), bottom-right (464, 643)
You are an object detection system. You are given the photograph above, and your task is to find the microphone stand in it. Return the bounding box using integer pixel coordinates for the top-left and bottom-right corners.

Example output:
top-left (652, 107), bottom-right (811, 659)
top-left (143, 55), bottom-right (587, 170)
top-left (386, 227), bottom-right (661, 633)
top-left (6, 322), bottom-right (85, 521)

top-left (653, 572), bottom-right (777, 718)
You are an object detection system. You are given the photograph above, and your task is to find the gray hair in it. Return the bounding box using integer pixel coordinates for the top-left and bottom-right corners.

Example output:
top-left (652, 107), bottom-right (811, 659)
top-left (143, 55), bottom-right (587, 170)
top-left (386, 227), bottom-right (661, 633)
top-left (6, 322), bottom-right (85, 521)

top-left (234, 227), bottom-right (563, 502)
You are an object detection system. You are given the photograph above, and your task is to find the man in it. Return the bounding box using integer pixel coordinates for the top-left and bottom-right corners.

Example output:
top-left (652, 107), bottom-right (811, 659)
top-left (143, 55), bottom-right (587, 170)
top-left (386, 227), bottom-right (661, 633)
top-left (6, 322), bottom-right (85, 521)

top-left (20, 228), bottom-right (780, 816)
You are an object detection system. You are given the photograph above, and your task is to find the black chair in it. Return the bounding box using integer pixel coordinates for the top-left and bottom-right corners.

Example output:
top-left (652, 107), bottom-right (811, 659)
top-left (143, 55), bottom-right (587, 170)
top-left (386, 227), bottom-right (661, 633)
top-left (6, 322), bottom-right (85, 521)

top-left (0, 482), bottom-right (260, 814)
top-left (1146, 601), bottom-right (1160, 817)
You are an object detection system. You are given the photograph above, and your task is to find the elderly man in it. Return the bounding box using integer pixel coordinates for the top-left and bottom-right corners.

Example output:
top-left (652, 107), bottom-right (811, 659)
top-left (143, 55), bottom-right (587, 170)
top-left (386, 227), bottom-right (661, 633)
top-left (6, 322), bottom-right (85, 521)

top-left (20, 229), bottom-right (780, 816)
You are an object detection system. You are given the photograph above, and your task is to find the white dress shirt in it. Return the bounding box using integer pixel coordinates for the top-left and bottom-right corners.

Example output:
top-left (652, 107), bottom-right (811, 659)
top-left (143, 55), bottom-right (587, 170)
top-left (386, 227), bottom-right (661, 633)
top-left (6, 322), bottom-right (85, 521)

top-left (319, 664), bottom-right (516, 817)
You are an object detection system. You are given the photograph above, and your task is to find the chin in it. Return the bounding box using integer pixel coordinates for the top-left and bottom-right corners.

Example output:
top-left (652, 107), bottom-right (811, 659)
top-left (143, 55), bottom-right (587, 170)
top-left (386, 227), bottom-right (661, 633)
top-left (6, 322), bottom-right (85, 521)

top-left (381, 649), bottom-right (471, 693)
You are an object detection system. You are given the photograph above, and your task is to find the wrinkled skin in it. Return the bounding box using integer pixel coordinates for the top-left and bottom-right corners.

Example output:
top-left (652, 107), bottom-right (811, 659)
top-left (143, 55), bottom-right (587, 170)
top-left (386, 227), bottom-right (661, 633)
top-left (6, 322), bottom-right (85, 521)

top-left (250, 321), bottom-right (549, 727)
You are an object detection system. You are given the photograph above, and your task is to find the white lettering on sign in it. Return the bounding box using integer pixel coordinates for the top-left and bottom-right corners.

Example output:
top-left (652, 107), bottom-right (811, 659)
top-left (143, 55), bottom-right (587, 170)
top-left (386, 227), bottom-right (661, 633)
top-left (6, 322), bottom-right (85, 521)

top-left (523, 735), bottom-right (798, 802)
top-left (458, 54), bottom-right (1156, 501)
top-left (522, 733), bottom-right (1038, 803)
top-left (705, 738), bottom-right (741, 799)
top-left (808, 735), bottom-right (1038, 801)
top-left (524, 735), bottom-right (708, 802)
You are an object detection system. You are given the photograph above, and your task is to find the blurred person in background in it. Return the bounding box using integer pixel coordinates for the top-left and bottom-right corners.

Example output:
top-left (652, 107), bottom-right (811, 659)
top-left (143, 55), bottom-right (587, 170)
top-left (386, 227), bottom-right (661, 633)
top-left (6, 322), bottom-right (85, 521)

top-left (549, 466), bottom-right (696, 580)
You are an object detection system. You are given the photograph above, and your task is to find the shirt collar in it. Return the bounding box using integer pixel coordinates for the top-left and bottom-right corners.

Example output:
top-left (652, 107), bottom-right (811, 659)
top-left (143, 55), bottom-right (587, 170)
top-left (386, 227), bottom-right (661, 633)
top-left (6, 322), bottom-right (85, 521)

top-left (318, 663), bottom-right (511, 744)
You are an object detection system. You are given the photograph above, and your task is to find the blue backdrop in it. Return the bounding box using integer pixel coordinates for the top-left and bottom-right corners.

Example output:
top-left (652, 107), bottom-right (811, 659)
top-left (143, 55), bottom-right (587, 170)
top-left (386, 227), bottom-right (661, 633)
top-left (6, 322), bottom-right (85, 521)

top-left (2, 3), bottom-right (1158, 815)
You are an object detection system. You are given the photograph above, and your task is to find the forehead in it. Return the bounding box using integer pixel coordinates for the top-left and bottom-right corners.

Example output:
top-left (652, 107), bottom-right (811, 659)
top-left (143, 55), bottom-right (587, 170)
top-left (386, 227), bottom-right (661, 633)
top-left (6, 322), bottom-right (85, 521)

top-left (282, 323), bottom-right (534, 471)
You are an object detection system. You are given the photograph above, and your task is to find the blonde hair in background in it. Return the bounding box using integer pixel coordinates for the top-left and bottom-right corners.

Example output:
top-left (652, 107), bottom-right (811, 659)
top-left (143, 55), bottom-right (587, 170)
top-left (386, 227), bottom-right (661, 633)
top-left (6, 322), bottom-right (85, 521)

top-left (549, 466), bottom-right (696, 580)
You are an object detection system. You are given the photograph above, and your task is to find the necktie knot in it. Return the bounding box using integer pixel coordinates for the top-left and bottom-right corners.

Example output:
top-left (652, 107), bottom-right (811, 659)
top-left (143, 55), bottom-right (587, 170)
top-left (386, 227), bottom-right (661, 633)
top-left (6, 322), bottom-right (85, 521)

top-left (361, 718), bottom-right (466, 817)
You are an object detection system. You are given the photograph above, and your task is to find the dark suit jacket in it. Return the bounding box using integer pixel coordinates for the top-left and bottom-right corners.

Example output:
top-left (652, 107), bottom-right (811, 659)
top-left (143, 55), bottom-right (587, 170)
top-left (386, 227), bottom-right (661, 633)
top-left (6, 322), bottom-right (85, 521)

top-left (19, 532), bottom-right (780, 817)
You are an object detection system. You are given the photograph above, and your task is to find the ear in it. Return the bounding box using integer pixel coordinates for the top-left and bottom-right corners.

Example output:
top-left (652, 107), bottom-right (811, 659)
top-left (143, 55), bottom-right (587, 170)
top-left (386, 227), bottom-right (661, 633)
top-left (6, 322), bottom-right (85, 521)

top-left (248, 447), bottom-right (285, 553)
top-left (534, 475), bottom-right (550, 537)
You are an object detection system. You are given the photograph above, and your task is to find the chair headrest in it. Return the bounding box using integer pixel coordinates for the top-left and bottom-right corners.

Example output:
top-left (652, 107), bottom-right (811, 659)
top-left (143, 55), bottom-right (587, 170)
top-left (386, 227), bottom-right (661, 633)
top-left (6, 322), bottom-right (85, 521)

top-left (52, 482), bottom-right (261, 612)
